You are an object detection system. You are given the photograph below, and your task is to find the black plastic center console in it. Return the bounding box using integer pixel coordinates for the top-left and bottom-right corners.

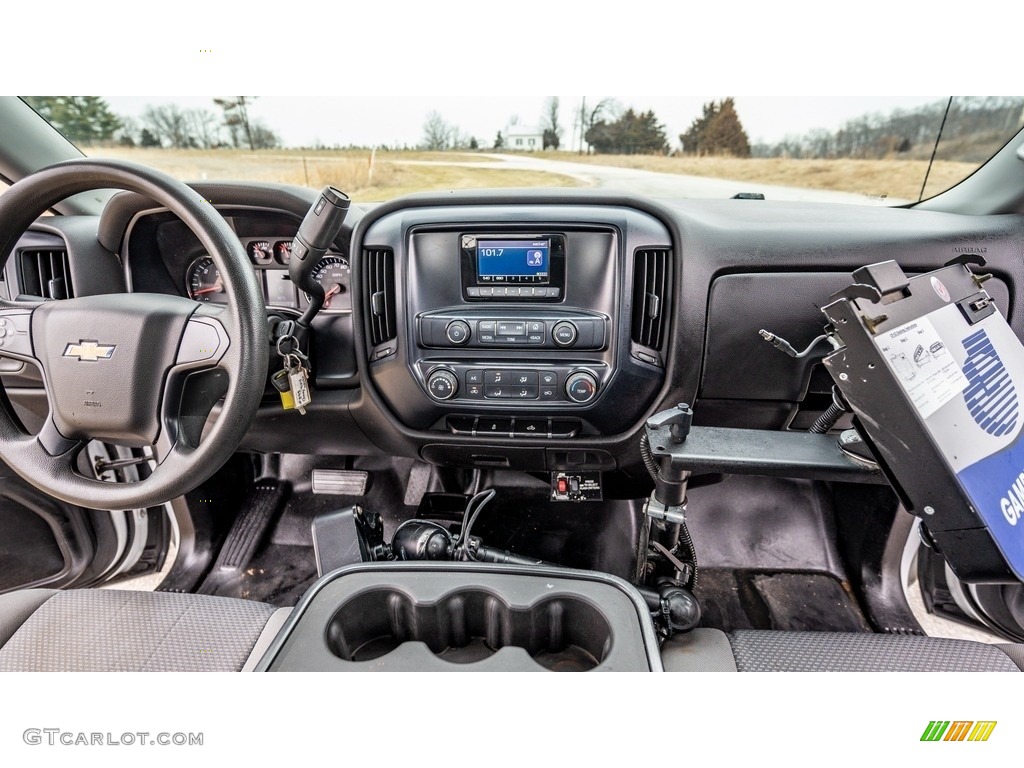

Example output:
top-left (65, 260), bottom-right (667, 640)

top-left (255, 562), bottom-right (663, 672)
top-left (359, 204), bottom-right (672, 441)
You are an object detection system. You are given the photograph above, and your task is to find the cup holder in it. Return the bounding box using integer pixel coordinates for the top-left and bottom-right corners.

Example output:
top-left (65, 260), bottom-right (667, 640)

top-left (326, 588), bottom-right (613, 671)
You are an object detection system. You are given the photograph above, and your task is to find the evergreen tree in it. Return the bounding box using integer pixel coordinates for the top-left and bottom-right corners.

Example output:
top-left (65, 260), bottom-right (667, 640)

top-left (585, 108), bottom-right (668, 154)
top-left (680, 98), bottom-right (750, 157)
top-left (24, 96), bottom-right (121, 144)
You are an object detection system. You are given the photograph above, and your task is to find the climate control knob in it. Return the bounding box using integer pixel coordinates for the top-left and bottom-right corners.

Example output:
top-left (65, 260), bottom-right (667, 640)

top-left (445, 320), bottom-right (471, 346)
top-left (565, 371), bottom-right (599, 404)
top-left (551, 321), bottom-right (578, 347)
top-left (426, 369), bottom-right (458, 401)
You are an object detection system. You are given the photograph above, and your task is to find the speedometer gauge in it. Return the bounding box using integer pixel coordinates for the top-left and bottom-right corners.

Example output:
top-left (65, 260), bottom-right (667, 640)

top-left (307, 255), bottom-right (351, 310)
top-left (186, 257), bottom-right (228, 304)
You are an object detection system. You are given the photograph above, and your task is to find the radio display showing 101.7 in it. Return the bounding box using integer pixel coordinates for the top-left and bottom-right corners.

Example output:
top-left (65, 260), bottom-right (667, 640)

top-left (476, 239), bottom-right (550, 283)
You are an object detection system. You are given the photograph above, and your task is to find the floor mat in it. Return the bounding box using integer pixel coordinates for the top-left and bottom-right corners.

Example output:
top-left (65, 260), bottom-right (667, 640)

top-left (207, 544), bottom-right (318, 607)
top-left (0, 500), bottom-right (65, 591)
top-left (695, 568), bottom-right (871, 633)
top-left (204, 456), bottom-right (422, 606)
top-left (198, 482), bottom-right (287, 596)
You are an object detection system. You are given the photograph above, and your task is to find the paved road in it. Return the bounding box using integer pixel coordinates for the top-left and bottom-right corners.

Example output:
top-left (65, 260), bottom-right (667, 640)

top-left (398, 153), bottom-right (903, 206)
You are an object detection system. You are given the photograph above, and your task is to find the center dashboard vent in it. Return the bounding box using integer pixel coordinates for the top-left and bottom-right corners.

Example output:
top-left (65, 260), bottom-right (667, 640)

top-left (631, 248), bottom-right (670, 354)
top-left (366, 248), bottom-right (396, 346)
top-left (18, 248), bottom-right (73, 300)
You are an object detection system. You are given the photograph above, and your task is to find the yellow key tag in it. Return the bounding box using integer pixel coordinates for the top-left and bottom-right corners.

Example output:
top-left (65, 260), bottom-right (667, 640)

top-left (271, 369), bottom-right (295, 410)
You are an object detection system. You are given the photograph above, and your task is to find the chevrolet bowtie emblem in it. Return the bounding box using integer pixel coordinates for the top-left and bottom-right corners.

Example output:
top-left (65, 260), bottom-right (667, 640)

top-left (63, 341), bottom-right (116, 362)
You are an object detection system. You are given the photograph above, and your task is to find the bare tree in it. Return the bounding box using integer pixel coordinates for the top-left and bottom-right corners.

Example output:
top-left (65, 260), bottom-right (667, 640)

top-left (115, 115), bottom-right (140, 147)
top-left (142, 104), bottom-right (192, 148)
top-left (421, 111), bottom-right (452, 151)
top-left (541, 96), bottom-right (563, 150)
top-left (214, 97), bottom-right (256, 150)
top-left (185, 108), bottom-right (221, 149)
top-left (249, 121), bottom-right (281, 149)
top-left (575, 97), bottom-right (618, 153)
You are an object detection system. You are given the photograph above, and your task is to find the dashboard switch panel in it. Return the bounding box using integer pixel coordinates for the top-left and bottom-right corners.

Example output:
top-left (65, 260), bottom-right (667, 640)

top-left (418, 312), bottom-right (607, 351)
top-left (418, 363), bottom-right (608, 406)
top-left (445, 416), bottom-right (581, 438)
top-left (550, 471), bottom-right (603, 502)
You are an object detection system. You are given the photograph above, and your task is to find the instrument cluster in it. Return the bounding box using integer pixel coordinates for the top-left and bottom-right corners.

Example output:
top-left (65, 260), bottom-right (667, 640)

top-left (186, 237), bottom-right (351, 313)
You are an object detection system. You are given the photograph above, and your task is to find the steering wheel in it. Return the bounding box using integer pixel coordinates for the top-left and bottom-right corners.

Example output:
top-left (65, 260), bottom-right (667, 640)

top-left (0, 159), bottom-right (268, 510)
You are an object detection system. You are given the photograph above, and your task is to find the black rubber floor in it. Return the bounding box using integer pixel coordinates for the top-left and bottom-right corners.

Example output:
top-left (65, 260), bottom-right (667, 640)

top-left (206, 456), bottom-right (422, 606)
top-left (0, 501), bottom-right (65, 592)
top-left (695, 568), bottom-right (871, 633)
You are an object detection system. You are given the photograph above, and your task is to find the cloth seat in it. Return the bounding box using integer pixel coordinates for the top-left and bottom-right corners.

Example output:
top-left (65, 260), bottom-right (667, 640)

top-left (662, 628), bottom-right (1024, 672)
top-left (0, 589), bottom-right (289, 672)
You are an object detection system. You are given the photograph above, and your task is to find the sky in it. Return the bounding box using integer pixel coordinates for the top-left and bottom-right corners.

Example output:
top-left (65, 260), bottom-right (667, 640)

top-left (9, 1), bottom-right (1019, 153)
top-left (102, 95), bottom-right (942, 150)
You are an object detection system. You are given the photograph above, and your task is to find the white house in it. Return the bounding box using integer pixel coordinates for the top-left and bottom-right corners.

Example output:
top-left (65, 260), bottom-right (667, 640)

top-left (505, 124), bottom-right (544, 151)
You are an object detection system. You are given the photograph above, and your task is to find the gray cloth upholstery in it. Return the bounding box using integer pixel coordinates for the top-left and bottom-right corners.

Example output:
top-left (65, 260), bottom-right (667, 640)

top-left (661, 628), bottom-right (738, 672)
top-left (728, 630), bottom-right (1022, 672)
top-left (997, 643), bottom-right (1024, 671)
top-left (0, 589), bottom-right (56, 648)
top-left (0, 589), bottom-right (277, 672)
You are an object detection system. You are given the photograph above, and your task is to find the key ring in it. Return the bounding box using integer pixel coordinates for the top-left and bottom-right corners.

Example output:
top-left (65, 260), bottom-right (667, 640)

top-left (276, 334), bottom-right (297, 358)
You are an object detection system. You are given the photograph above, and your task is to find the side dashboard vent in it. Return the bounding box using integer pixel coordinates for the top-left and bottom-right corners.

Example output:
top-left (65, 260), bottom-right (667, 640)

top-left (18, 249), bottom-right (73, 300)
top-left (365, 248), bottom-right (396, 346)
top-left (631, 248), bottom-right (670, 350)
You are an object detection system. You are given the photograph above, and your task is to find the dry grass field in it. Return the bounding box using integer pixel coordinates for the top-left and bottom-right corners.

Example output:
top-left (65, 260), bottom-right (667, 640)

top-left (3, 147), bottom-right (981, 203)
top-left (82, 148), bottom-right (581, 201)
top-left (535, 151), bottom-right (978, 201)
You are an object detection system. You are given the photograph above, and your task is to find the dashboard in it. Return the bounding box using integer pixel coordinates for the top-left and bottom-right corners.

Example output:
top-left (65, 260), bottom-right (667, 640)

top-left (5, 183), bottom-right (1024, 478)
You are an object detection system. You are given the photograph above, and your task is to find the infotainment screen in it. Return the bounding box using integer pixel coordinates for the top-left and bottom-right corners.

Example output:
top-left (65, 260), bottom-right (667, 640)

top-left (476, 239), bottom-right (550, 283)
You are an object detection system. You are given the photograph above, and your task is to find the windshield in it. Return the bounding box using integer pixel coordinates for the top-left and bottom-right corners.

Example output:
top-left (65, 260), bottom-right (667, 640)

top-left (18, 96), bottom-right (1024, 205)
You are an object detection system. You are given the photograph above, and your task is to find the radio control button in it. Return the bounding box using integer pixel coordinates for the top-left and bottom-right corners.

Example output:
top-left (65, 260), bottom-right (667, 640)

top-left (552, 321), bottom-right (578, 347)
top-left (497, 321), bottom-right (527, 336)
top-left (446, 320), bottom-right (471, 346)
top-left (527, 321), bottom-right (545, 334)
